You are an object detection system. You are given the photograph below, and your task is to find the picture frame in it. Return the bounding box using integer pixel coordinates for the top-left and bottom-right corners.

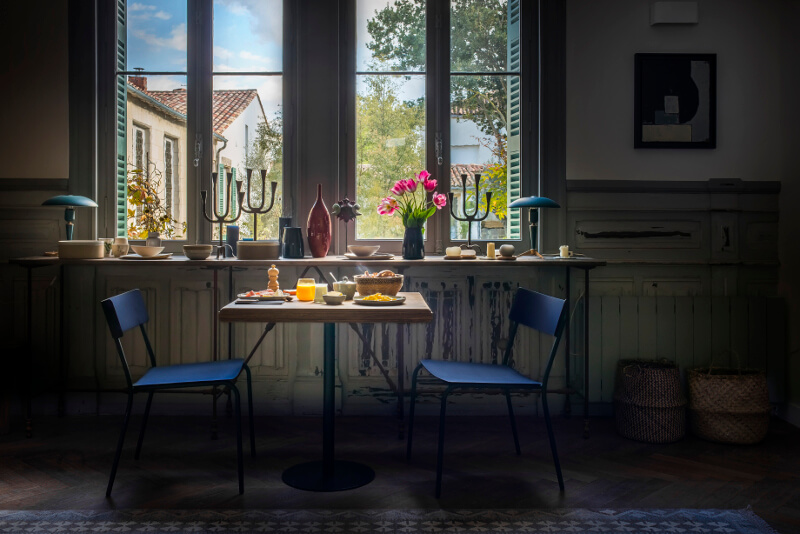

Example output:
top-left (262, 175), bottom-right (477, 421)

top-left (634, 53), bottom-right (716, 149)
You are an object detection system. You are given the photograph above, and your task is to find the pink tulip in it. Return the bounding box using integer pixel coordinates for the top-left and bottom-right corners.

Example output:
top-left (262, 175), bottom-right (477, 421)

top-left (423, 178), bottom-right (437, 192)
top-left (433, 193), bottom-right (447, 210)
top-left (390, 181), bottom-right (405, 195)
top-left (403, 179), bottom-right (418, 193)
top-left (377, 196), bottom-right (399, 216)
top-left (415, 170), bottom-right (431, 183)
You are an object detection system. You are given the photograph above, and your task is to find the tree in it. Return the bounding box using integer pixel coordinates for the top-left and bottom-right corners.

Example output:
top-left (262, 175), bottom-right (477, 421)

top-left (366, 0), bottom-right (510, 230)
top-left (356, 75), bottom-right (425, 239)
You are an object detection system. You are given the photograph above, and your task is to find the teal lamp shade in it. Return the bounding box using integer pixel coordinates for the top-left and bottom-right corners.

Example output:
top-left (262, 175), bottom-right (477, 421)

top-left (42, 195), bottom-right (99, 240)
top-left (508, 196), bottom-right (560, 253)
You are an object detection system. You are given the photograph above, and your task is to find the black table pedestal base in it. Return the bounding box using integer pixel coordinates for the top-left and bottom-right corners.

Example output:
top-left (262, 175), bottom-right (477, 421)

top-left (282, 460), bottom-right (375, 491)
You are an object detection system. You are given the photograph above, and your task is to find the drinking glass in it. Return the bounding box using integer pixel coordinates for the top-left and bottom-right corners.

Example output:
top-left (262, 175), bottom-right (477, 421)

top-left (296, 278), bottom-right (316, 301)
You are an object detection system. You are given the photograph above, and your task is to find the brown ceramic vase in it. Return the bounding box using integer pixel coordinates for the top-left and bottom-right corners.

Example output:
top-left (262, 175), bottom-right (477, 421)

top-left (307, 184), bottom-right (332, 257)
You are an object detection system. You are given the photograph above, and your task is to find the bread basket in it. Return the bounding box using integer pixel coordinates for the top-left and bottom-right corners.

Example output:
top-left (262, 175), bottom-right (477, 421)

top-left (354, 274), bottom-right (404, 296)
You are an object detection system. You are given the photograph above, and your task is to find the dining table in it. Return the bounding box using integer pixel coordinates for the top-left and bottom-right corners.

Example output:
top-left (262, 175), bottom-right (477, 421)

top-left (218, 291), bottom-right (433, 491)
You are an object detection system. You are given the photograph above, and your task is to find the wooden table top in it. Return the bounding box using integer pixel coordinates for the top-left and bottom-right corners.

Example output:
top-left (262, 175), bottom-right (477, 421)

top-left (219, 292), bottom-right (433, 324)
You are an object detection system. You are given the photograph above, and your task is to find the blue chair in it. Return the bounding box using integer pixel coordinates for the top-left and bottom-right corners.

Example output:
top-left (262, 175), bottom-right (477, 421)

top-left (101, 289), bottom-right (255, 496)
top-left (406, 288), bottom-right (568, 497)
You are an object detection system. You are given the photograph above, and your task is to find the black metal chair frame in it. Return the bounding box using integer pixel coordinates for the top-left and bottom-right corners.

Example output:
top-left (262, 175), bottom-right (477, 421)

top-left (101, 289), bottom-right (255, 496)
top-left (406, 288), bottom-right (568, 497)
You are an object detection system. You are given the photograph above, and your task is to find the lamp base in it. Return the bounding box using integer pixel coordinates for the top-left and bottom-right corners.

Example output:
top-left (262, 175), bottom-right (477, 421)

top-left (516, 249), bottom-right (544, 259)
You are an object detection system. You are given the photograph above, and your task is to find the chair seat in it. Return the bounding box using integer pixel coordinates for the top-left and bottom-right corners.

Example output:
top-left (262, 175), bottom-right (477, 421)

top-left (420, 359), bottom-right (542, 387)
top-left (134, 359), bottom-right (245, 388)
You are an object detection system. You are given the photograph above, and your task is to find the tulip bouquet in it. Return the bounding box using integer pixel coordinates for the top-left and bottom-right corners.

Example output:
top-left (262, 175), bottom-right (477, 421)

top-left (377, 170), bottom-right (447, 228)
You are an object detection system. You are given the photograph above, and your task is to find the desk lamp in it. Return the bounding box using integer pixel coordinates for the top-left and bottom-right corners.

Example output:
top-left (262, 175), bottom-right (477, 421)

top-left (508, 196), bottom-right (560, 258)
top-left (42, 195), bottom-right (99, 240)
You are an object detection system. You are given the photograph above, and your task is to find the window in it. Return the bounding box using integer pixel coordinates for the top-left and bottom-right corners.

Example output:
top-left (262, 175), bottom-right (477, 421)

top-left (108, 0), bottom-right (285, 245)
top-left (348, 0), bottom-right (531, 250)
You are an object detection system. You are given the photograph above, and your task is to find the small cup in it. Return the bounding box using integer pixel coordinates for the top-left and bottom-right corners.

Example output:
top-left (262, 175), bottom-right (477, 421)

top-left (334, 281), bottom-right (357, 300)
top-left (111, 243), bottom-right (129, 257)
top-left (314, 283), bottom-right (328, 303)
top-left (114, 236), bottom-right (128, 245)
top-left (100, 238), bottom-right (114, 257)
top-left (559, 245), bottom-right (574, 258)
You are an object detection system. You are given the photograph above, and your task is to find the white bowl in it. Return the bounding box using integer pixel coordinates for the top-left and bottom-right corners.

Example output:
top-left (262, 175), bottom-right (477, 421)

top-left (183, 244), bottom-right (213, 260)
top-left (347, 245), bottom-right (380, 257)
top-left (131, 245), bottom-right (165, 258)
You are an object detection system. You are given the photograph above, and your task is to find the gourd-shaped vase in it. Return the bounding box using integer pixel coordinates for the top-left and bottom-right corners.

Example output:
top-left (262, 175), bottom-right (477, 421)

top-left (307, 184), bottom-right (331, 257)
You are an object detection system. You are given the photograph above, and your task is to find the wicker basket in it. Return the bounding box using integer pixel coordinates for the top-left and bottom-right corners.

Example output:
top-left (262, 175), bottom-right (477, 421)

top-left (687, 368), bottom-right (770, 444)
top-left (614, 360), bottom-right (687, 443)
top-left (354, 274), bottom-right (404, 296)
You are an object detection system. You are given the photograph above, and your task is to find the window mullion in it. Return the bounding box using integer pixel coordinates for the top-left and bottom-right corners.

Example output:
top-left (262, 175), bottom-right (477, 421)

top-left (428, 0), bottom-right (449, 253)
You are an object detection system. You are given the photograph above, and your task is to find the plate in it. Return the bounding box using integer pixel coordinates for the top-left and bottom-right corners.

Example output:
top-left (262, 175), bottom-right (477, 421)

top-left (120, 253), bottom-right (173, 260)
top-left (343, 252), bottom-right (395, 260)
top-left (443, 256), bottom-right (461, 260)
top-left (236, 292), bottom-right (293, 301)
top-left (353, 295), bottom-right (406, 306)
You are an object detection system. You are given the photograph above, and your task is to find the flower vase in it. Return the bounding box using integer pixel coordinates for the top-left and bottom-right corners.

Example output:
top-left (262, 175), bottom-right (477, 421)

top-left (307, 184), bottom-right (331, 257)
top-left (402, 226), bottom-right (424, 259)
top-left (145, 231), bottom-right (162, 247)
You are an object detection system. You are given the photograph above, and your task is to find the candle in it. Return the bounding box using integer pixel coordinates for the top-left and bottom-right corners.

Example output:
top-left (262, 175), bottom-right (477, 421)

top-left (560, 245), bottom-right (571, 258)
top-left (486, 242), bottom-right (495, 259)
top-left (446, 246), bottom-right (461, 257)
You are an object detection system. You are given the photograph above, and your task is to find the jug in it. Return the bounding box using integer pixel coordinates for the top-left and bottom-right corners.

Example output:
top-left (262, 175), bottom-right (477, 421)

top-left (282, 227), bottom-right (305, 258)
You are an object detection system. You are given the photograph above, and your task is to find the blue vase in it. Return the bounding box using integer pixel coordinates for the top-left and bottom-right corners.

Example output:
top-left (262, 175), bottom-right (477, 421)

top-left (402, 226), bottom-right (424, 259)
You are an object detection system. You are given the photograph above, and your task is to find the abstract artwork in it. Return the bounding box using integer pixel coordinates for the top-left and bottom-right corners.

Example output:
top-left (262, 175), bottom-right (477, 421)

top-left (634, 53), bottom-right (716, 148)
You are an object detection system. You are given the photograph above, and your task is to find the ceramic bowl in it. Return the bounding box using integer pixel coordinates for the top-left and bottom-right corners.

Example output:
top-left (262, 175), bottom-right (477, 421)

top-left (323, 293), bottom-right (346, 305)
top-left (354, 274), bottom-right (403, 296)
top-left (131, 245), bottom-right (165, 258)
top-left (183, 244), bottom-right (213, 260)
top-left (237, 241), bottom-right (281, 260)
top-left (347, 245), bottom-right (380, 257)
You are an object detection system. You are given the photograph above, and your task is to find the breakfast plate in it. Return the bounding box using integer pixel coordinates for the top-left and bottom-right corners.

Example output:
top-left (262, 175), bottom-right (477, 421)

top-left (353, 295), bottom-right (406, 306)
top-left (237, 290), bottom-right (293, 301)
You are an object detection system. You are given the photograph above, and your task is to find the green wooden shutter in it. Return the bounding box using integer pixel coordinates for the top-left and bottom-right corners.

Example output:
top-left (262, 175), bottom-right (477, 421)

top-left (115, 0), bottom-right (127, 237)
top-left (230, 168), bottom-right (238, 217)
top-left (506, 0), bottom-right (521, 240)
top-left (218, 163), bottom-right (226, 215)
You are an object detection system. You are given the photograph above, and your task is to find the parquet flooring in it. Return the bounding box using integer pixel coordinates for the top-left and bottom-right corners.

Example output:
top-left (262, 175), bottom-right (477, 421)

top-left (1, 414), bottom-right (798, 532)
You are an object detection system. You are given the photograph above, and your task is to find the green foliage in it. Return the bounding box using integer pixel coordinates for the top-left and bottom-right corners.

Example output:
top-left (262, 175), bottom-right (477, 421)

top-left (356, 75), bottom-right (425, 239)
top-left (127, 162), bottom-right (186, 240)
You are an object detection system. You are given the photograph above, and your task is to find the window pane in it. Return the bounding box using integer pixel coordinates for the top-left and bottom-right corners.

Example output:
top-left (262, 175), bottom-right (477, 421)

top-left (357, 0), bottom-right (425, 72)
top-left (450, 0), bottom-right (508, 73)
top-left (213, 0), bottom-right (282, 72)
top-left (449, 74), bottom-right (517, 241)
top-left (126, 0), bottom-right (187, 72)
top-left (356, 75), bottom-right (425, 240)
top-left (212, 75), bottom-right (283, 241)
top-left (123, 75), bottom-right (188, 240)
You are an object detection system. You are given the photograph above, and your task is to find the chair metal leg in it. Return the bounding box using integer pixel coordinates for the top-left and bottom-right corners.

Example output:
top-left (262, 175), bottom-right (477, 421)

top-left (435, 386), bottom-right (452, 498)
top-left (135, 391), bottom-right (154, 460)
top-left (106, 392), bottom-right (134, 497)
top-left (244, 364), bottom-right (255, 458)
top-left (231, 384), bottom-right (244, 494)
top-left (406, 363), bottom-right (423, 460)
top-left (541, 389), bottom-right (564, 492)
top-left (505, 389), bottom-right (521, 455)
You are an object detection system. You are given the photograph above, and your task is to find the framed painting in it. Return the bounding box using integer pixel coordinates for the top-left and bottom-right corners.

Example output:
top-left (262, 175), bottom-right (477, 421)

top-left (634, 53), bottom-right (716, 148)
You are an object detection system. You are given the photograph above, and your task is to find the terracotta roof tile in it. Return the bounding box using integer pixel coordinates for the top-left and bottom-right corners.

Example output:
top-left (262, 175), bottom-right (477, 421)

top-left (450, 164), bottom-right (487, 186)
top-left (131, 83), bottom-right (259, 136)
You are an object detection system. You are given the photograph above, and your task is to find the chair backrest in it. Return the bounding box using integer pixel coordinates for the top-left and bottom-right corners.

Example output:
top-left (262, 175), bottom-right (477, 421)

top-left (101, 289), bottom-right (149, 339)
top-left (502, 288), bottom-right (568, 387)
top-left (101, 289), bottom-right (155, 388)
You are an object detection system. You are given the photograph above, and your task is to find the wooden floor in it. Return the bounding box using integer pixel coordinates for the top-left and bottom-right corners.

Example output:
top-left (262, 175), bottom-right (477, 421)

top-left (1, 413), bottom-right (799, 533)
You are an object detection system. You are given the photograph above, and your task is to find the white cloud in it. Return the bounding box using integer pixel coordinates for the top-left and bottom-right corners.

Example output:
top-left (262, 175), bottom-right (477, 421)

top-left (154, 10), bottom-right (171, 20)
top-left (133, 23), bottom-right (187, 52)
top-left (239, 51), bottom-right (269, 64)
top-left (129, 3), bottom-right (157, 12)
top-left (214, 46), bottom-right (234, 60)
top-left (145, 75), bottom-right (186, 91)
top-left (215, 0), bottom-right (282, 49)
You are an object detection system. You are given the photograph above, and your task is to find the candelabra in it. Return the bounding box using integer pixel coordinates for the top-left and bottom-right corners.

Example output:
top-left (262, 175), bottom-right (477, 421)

top-left (201, 171), bottom-right (245, 258)
top-left (448, 173), bottom-right (492, 254)
top-left (240, 168), bottom-right (278, 240)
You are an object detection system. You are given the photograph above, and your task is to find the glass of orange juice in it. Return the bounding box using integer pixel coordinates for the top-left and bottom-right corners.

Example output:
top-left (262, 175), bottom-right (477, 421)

top-left (296, 278), bottom-right (316, 301)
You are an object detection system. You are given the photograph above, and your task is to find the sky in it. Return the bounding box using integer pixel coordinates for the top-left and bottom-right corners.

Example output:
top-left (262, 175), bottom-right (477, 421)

top-left (126, 0), bottom-right (283, 112)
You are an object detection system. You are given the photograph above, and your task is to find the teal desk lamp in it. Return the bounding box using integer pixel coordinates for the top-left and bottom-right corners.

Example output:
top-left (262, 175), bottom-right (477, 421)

top-left (508, 196), bottom-right (560, 258)
top-left (42, 195), bottom-right (99, 240)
